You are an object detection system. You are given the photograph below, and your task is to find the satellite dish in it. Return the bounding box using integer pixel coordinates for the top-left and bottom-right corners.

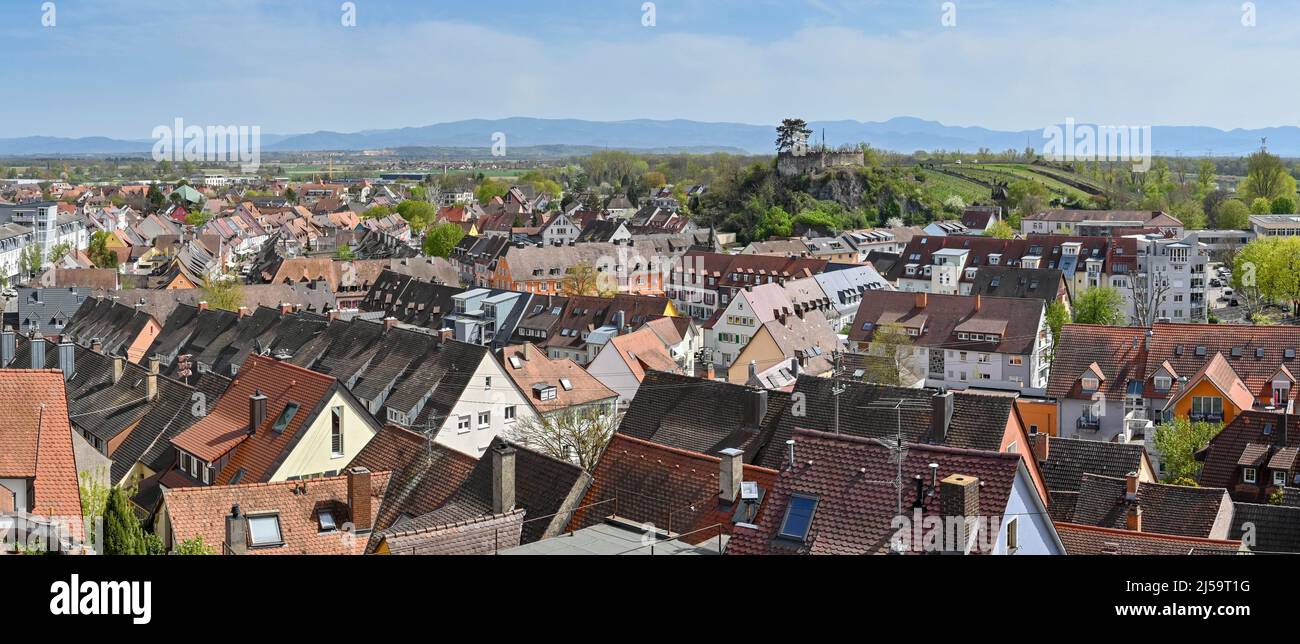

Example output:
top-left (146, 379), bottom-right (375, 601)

top-left (740, 481), bottom-right (759, 501)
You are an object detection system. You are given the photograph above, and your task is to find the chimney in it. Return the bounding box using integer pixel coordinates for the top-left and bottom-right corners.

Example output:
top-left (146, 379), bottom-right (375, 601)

top-left (30, 335), bottom-right (46, 369)
top-left (327, 309), bottom-right (340, 322)
top-left (348, 467), bottom-right (373, 533)
top-left (718, 447), bottom-right (744, 504)
top-left (279, 302), bottom-right (293, 315)
top-left (1144, 329), bottom-right (1154, 351)
top-left (225, 504), bottom-right (247, 555)
top-left (383, 316), bottom-right (399, 332)
top-left (915, 292), bottom-right (928, 309)
top-left (744, 385), bottom-right (769, 427)
top-left (1127, 505), bottom-right (1143, 532)
top-left (90, 338), bottom-right (103, 353)
top-left (491, 444), bottom-right (517, 514)
top-left (438, 328), bottom-right (454, 344)
top-left (746, 360), bottom-right (761, 387)
top-left (112, 353), bottom-right (125, 384)
top-left (1125, 471), bottom-right (1139, 502)
top-left (237, 306), bottom-right (250, 318)
top-left (249, 389), bottom-right (268, 434)
top-left (940, 474), bottom-right (980, 553)
top-left (931, 390), bottom-right (954, 444)
top-left (1031, 434), bottom-right (1050, 463)
top-left (58, 341), bottom-right (75, 381)
top-left (197, 300), bottom-right (209, 313)
top-left (973, 294), bottom-right (982, 312)
top-left (145, 355), bottom-right (159, 401)
top-left (0, 329), bottom-right (14, 368)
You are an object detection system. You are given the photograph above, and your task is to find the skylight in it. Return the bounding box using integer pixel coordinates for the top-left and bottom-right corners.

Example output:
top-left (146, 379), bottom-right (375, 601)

top-left (509, 356), bottom-right (522, 369)
top-left (248, 514), bottom-right (283, 547)
top-left (318, 510), bottom-right (337, 532)
top-left (560, 378), bottom-right (573, 391)
top-left (778, 494), bottom-right (818, 541)
top-left (273, 402), bottom-right (300, 433)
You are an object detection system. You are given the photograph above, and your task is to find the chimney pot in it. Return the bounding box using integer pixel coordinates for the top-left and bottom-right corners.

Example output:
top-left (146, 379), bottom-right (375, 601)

top-left (1031, 434), bottom-right (1050, 463)
top-left (492, 444), bottom-right (517, 514)
top-left (197, 300), bottom-right (209, 313)
top-left (1125, 471), bottom-right (1139, 501)
top-left (718, 447), bottom-right (745, 503)
top-left (348, 467), bottom-right (373, 533)
top-left (383, 316), bottom-right (399, 332)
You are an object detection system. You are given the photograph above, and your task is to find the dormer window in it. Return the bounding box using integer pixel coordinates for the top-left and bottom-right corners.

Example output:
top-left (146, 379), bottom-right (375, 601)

top-left (1081, 377), bottom-right (1100, 391)
top-left (1154, 376), bottom-right (1171, 392)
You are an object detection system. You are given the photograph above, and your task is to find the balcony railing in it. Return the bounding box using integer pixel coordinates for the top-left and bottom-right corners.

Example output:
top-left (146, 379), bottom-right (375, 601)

top-left (1077, 416), bottom-right (1102, 431)
top-left (1190, 413), bottom-right (1224, 423)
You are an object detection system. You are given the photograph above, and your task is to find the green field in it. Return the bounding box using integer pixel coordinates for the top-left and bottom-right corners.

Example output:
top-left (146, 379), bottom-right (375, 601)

top-left (915, 169), bottom-right (990, 203)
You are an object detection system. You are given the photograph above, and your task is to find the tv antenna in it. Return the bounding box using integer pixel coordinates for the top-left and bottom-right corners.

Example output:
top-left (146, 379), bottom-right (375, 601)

top-left (863, 397), bottom-right (932, 514)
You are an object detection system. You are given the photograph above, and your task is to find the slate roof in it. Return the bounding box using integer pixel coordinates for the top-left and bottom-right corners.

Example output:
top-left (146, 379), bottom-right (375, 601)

top-left (569, 433), bottom-right (779, 545)
top-left (61, 297), bottom-right (156, 358)
top-left (727, 429), bottom-right (1024, 555)
top-left (1055, 522), bottom-right (1241, 555)
top-left (380, 509), bottom-right (526, 555)
top-left (754, 375), bottom-right (1014, 470)
top-left (1069, 473), bottom-right (1231, 539)
top-left (1034, 435), bottom-right (1148, 493)
top-left (885, 235), bottom-right (1135, 284)
top-left (359, 270), bottom-right (463, 329)
top-left (618, 372), bottom-right (791, 460)
top-left (1229, 503), bottom-right (1300, 554)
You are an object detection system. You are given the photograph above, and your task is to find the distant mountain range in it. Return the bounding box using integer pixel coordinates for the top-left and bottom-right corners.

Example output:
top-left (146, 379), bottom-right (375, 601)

top-left (2, 116), bottom-right (1298, 157)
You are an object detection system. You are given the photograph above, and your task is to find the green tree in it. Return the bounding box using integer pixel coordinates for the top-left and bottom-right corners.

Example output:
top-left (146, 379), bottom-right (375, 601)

top-left (1072, 287), bottom-right (1126, 326)
top-left (985, 220), bottom-right (1015, 239)
top-left (1239, 148), bottom-right (1298, 204)
top-left (47, 241), bottom-right (72, 264)
top-left (560, 262), bottom-right (617, 297)
top-left (862, 322), bottom-right (917, 386)
top-left (474, 179), bottom-right (510, 204)
top-left (335, 244), bottom-right (355, 260)
top-left (422, 222), bottom-right (465, 258)
top-left (103, 487), bottom-right (146, 555)
top-left (754, 206), bottom-right (793, 241)
top-left (361, 204), bottom-right (393, 220)
top-left (175, 535), bottom-right (216, 555)
top-left (201, 275), bottom-right (244, 312)
top-left (19, 243), bottom-right (43, 278)
top-left (1045, 300), bottom-right (1070, 355)
top-left (1234, 236), bottom-right (1300, 310)
top-left (775, 118), bottom-right (812, 154)
top-left (1217, 199), bottom-right (1250, 230)
top-left (1272, 195), bottom-right (1297, 214)
top-left (395, 200), bottom-right (436, 230)
top-left (185, 209), bottom-right (212, 227)
top-left (1194, 159), bottom-right (1217, 199)
top-left (1251, 197), bottom-right (1273, 215)
top-left (1152, 417), bottom-right (1222, 482)
top-left (88, 231), bottom-right (119, 269)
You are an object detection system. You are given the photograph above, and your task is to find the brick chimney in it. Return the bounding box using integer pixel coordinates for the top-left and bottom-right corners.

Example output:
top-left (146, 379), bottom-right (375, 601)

top-left (198, 300), bottom-right (209, 313)
top-left (1125, 471), bottom-right (1139, 502)
top-left (437, 328), bottom-right (454, 344)
top-left (112, 353), bottom-right (125, 384)
top-left (718, 447), bottom-right (744, 504)
top-left (279, 302), bottom-right (293, 315)
top-left (973, 294), bottom-right (982, 312)
top-left (1031, 434), bottom-right (1050, 462)
top-left (146, 356), bottom-right (159, 401)
top-left (90, 338), bottom-right (103, 353)
top-left (348, 467), bottom-right (373, 533)
top-left (915, 292), bottom-right (928, 309)
top-left (1126, 504), bottom-right (1142, 532)
top-left (225, 504), bottom-right (247, 555)
top-left (237, 306), bottom-right (250, 318)
top-left (383, 316), bottom-right (399, 332)
top-left (248, 389), bottom-right (268, 434)
top-left (931, 390), bottom-right (954, 444)
top-left (492, 444), bottom-right (517, 514)
top-left (940, 474), bottom-right (980, 553)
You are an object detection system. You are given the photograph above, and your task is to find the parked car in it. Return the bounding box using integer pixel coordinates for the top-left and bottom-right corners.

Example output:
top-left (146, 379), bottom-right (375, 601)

top-left (0, 288), bottom-right (15, 298)
top-left (1210, 279), bottom-right (1222, 287)
top-left (1224, 288), bottom-right (1234, 296)
top-left (1229, 299), bottom-right (1240, 307)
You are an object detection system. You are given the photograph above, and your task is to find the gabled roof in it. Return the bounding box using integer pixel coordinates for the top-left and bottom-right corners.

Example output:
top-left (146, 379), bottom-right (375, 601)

top-left (728, 429), bottom-right (1024, 555)
top-left (847, 291), bottom-right (1044, 356)
top-left (1055, 522), bottom-right (1241, 555)
top-left (1198, 411), bottom-right (1300, 502)
top-left (617, 372), bottom-right (791, 460)
top-left (1068, 474), bottom-right (1231, 539)
top-left (1167, 352), bottom-right (1256, 412)
top-left (1033, 435), bottom-right (1148, 493)
top-left (162, 471), bottom-right (392, 555)
top-left (0, 370), bottom-right (82, 523)
top-left (603, 328), bottom-right (679, 381)
top-left (500, 343), bottom-right (616, 414)
top-left (348, 425), bottom-right (478, 539)
top-left (1229, 503), bottom-right (1300, 554)
top-left (568, 433), bottom-right (779, 544)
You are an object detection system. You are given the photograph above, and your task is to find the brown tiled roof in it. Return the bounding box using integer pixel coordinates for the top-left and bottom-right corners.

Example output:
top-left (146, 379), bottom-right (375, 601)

top-left (348, 425), bottom-right (478, 537)
top-left (1034, 435), bottom-right (1148, 493)
top-left (568, 433), bottom-right (779, 544)
top-left (1171, 353), bottom-right (1256, 413)
top-left (499, 343), bottom-right (617, 414)
top-left (1198, 411), bottom-right (1300, 503)
top-left (0, 370), bottom-right (82, 525)
top-left (604, 328), bottom-right (680, 381)
top-left (847, 290), bottom-right (1043, 355)
top-left (728, 429), bottom-right (1023, 555)
top-left (1025, 209), bottom-right (1180, 225)
top-left (380, 509), bottom-right (525, 555)
top-left (1055, 522), bottom-right (1241, 555)
top-left (162, 471), bottom-right (392, 555)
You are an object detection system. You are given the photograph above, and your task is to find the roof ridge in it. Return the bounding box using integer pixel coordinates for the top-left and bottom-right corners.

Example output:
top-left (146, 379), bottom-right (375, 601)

top-left (164, 470), bottom-right (394, 496)
top-left (792, 427), bottom-right (1021, 461)
top-left (1055, 521), bottom-right (1241, 545)
top-left (610, 433), bottom-right (780, 475)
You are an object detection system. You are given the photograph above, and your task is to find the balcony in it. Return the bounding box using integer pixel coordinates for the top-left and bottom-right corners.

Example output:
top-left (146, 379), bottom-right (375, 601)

top-left (1077, 416), bottom-right (1102, 431)
top-left (1190, 413), bottom-right (1224, 423)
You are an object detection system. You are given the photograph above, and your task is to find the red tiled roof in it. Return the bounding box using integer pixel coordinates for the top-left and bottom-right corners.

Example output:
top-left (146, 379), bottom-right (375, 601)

top-left (162, 471), bottom-right (392, 555)
top-left (1054, 522), bottom-right (1241, 555)
top-left (171, 355), bottom-right (337, 484)
top-left (500, 344), bottom-right (617, 413)
top-left (847, 290), bottom-right (1044, 355)
top-left (568, 433), bottom-right (779, 544)
top-left (1168, 353), bottom-right (1256, 413)
top-left (0, 370), bottom-right (82, 526)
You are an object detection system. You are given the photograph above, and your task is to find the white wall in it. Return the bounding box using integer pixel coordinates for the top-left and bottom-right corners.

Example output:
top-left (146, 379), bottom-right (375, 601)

top-left (995, 465), bottom-right (1064, 555)
top-left (0, 479), bottom-right (28, 513)
top-left (435, 354), bottom-right (534, 457)
top-left (270, 389), bottom-right (379, 481)
top-left (587, 344), bottom-right (640, 406)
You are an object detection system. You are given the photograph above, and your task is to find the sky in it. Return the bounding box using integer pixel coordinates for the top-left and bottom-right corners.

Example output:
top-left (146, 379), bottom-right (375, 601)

top-left (0, 0), bottom-right (1294, 138)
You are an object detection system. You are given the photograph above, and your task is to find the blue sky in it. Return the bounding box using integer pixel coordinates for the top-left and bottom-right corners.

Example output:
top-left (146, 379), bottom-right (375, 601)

top-left (0, 0), bottom-right (1293, 138)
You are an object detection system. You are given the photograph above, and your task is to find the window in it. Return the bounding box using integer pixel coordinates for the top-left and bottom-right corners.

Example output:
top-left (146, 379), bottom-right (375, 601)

top-left (272, 402), bottom-right (300, 434)
top-left (180, 452), bottom-right (191, 473)
top-left (1081, 377), bottom-right (1099, 391)
top-left (1244, 467), bottom-right (1257, 484)
top-left (484, 376), bottom-right (492, 390)
top-left (478, 410), bottom-right (491, 428)
top-left (331, 406), bottom-right (344, 457)
top-left (777, 494), bottom-right (818, 541)
top-left (560, 378), bottom-right (573, 391)
top-left (318, 510), bottom-right (337, 532)
top-left (1009, 356), bottom-right (1023, 366)
top-left (1275, 471), bottom-right (1287, 486)
top-left (247, 514), bottom-right (283, 547)
top-left (202, 465), bottom-right (211, 484)
top-left (1191, 396), bottom-right (1223, 418)
top-left (1154, 376), bottom-right (1171, 392)
top-left (456, 415), bottom-right (471, 433)
top-left (1005, 517), bottom-right (1018, 552)
top-left (505, 406), bottom-right (516, 422)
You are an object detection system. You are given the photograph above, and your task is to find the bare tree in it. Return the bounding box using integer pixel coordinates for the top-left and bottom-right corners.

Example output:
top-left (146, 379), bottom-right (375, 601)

top-left (1127, 270), bottom-right (1172, 327)
top-left (516, 405), bottom-right (623, 471)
